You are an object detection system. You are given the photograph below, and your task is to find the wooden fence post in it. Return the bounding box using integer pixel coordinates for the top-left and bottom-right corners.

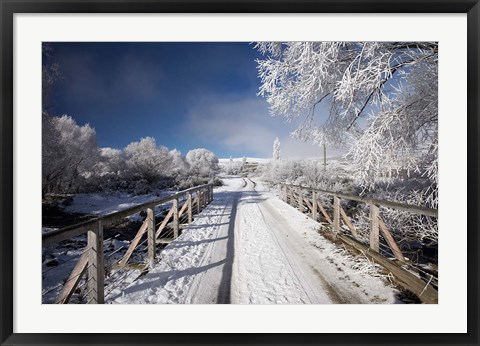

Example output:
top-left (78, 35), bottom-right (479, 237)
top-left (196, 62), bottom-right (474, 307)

top-left (369, 202), bottom-right (380, 252)
top-left (298, 188), bottom-right (303, 211)
top-left (55, 251), bottom-right (88, 304)
top-left (312, 191), bottom-right (318, 221)
top-left (340, 206), bottom-right (359, 239)
top-left (146, 208), bottom-right (155, 264)
top-left (173, 198), bottom-right (179, 238)
top-left (87, 220), bottom-right (104, 304)
top-left (378, 217), bottom-right (404, 261)
top-left (197, 191), bottom-right (201, 214)
top-left (187, 192), bottom-right (193, 223)
top-left (333, 196), bottom-right (340, 234)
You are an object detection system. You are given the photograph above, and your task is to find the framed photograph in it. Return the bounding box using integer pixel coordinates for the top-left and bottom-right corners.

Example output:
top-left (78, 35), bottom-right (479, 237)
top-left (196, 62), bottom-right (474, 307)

top-left (1, 0), bottom-right (478, 345)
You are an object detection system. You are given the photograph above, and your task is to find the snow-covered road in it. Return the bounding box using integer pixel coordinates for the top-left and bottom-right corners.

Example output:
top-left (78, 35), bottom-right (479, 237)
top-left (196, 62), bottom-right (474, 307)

top-left (110, 177), bottom-right (398, 304)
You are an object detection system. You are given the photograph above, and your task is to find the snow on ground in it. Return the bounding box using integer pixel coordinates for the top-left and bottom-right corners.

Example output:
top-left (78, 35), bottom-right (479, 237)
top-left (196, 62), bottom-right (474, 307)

top-left (61, 190), bottom-right (172, 221)
top-left (256, 181), bottom-right (398, 303)
top-left (42, 227), bottom-right (58, 234)
top-left (42, 235), bottom-right (144, 304)
top-left (110, 177), bottom-right (399, 304)
top-left (108, 178), bottom-right (243, 304)
top-left (219, 157), bottom-right (272, 164)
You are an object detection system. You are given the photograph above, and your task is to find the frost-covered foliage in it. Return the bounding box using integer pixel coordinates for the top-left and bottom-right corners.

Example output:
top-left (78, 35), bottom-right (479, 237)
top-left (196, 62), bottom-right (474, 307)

top-left (42, 113), bottom-right (98, 194)
top-left (223, 160), bottom-right (244, 175)
top-left (124, 137), bottom-right (173, 186)
top-left (259, 158), bottom-right (353, 194)
top-left (186, 148), bottom-right (219, 179)
top-left (273, 137), bottom-right (281, 160)
top-left (42, 114), bottom-right (216, 195)
top-left (169, 149), bottom-right (190, 179)
top-left (346, 186), bottom-right (439, 247)
top-left (259, 156), bottom-right (438, 246)
top-left (256, 42), bottom-right (438, 205)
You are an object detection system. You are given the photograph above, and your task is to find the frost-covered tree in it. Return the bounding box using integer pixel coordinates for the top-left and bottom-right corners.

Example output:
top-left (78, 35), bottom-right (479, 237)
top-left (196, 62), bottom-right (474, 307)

top-left (273, 136), bottom-right (281, 160)
top-left (169, 149), bottom-right (190, 180)
top-left (124, 137), bottom-right (172, 184)
top-left (256, 42), bottom-right (438, 205)
top-left (97, 147), bottom-right (124, 175)
top-left (242, 156), bottom-right (247, 166)
top-left (186, 148), bottom-right (219, 179)
top-left (42, 114), bottom-right (98, 194)
top-left (225, 160), bottom-right (243, 175)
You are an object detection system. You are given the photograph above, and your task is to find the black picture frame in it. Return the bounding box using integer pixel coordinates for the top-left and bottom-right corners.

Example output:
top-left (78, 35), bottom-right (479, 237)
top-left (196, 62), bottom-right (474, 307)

top-left (1, 1), bottom-right (478, 345)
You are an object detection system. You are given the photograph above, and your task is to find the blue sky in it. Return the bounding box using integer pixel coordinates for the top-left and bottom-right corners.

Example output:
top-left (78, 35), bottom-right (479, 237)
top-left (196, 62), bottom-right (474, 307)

top-left (45, 42), bottom-right (330, 159)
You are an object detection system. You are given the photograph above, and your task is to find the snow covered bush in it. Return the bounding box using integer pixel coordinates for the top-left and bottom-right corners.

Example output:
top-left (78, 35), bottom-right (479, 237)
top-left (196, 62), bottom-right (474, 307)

top-left (186, 148), bottom-right (219, 179)
top-left (224, 160), bottom-right (244, 175)
top-left (169, 149), bottom-right (190, 180)
top-left (123, 137), bottom-right (173, 188)
top-left (260, 158), bottom-right (352, 193)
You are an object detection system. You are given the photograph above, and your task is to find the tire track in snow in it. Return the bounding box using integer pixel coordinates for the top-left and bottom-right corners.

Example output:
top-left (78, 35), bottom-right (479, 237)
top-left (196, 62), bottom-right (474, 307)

top-left (183, 198), bottom-right (231, 303)
top-left (184, 180), bottom-right (243, 303)
top-left (233, 179), bottom-right (338, 304)
top-left (232, 191), bottom-right (321, 304)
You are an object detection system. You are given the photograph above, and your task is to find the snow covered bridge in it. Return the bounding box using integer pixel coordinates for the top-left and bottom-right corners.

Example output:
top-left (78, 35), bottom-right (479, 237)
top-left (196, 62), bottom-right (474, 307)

top-left (109, 177), bottom-right (395, 304)
top-left (42, 177), bottom-right (437, 305)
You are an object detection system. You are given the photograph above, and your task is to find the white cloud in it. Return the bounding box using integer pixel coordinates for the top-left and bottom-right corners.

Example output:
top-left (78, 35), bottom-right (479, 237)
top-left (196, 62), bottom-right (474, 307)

top-left (184, 94), bottom-right (343, 159)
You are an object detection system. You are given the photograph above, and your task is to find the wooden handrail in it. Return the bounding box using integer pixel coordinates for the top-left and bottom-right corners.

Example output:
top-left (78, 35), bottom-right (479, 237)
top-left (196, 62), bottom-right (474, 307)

top-left (281, 182), bottom-right (438, 302)
top-left (281, 183), bottom-right (437, 217)
top-left (43, 183), bottom-right (214, 304)
top-left (43, 183), bottom-right (212, 247)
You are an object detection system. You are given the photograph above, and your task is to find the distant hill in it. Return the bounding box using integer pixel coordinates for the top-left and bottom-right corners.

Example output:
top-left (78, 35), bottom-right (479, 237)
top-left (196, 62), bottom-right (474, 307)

top-left (218, 157), bottom-right (273, 165)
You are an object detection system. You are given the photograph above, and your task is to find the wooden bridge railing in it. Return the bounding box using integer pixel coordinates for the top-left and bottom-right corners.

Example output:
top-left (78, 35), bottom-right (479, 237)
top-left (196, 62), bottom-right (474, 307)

top-left (281, 183), bottom-right (438, 304)
top-left (42, 183), bottom-right (214, 304)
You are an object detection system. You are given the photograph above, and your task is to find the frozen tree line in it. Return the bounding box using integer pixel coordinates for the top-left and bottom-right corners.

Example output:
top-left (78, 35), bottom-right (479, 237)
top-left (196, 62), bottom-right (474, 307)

top-left (256, 42), bottom-right (438, 208)
top-left (42, 113), bottom-right (219, 196)
top-left (42, 44), bottom-right (218, 197)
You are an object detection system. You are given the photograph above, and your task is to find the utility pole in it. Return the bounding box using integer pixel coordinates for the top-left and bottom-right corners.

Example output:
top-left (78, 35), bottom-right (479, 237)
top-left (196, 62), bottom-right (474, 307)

top-left (323, 143), bottom-right (327, 172)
